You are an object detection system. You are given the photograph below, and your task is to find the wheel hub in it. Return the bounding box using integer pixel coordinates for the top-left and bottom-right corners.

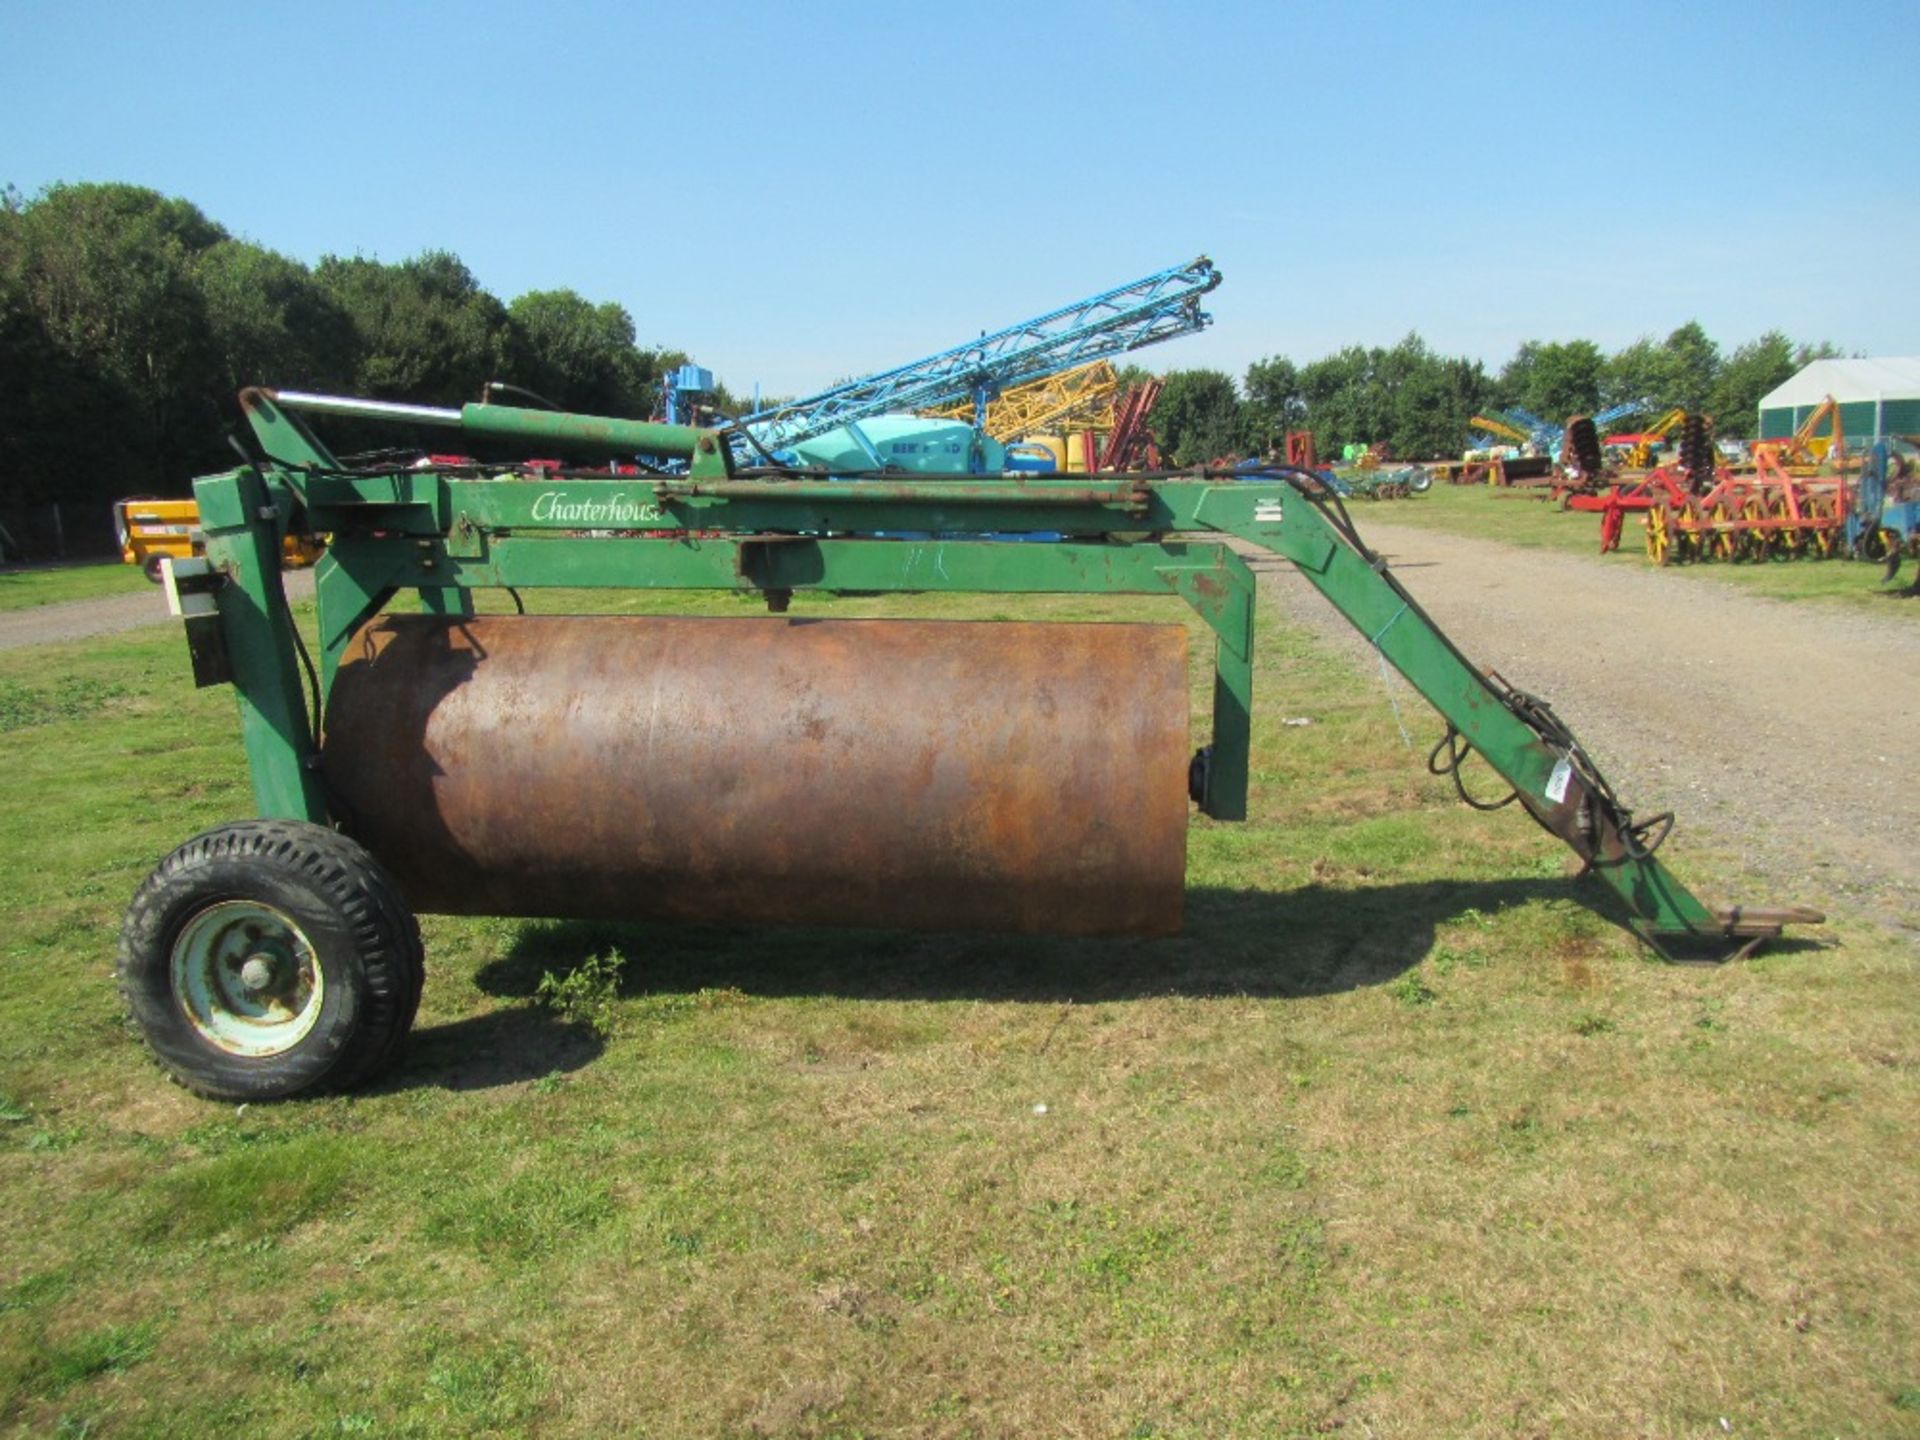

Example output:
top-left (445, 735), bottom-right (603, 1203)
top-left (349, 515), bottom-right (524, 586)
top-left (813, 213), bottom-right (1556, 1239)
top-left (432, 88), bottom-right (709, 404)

top-left (170, 901), bottom-right (324, 1057)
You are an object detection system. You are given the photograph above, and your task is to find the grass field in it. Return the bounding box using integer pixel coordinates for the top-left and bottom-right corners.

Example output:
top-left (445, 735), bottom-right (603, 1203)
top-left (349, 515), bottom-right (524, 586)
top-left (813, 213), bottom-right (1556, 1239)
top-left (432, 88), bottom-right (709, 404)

top-left (0, 562), bottom-right (148, 612)
top-left (1, 579), bottom-right (1915, 1437)
top-left (1371, 481), bottom-right (1919, 613)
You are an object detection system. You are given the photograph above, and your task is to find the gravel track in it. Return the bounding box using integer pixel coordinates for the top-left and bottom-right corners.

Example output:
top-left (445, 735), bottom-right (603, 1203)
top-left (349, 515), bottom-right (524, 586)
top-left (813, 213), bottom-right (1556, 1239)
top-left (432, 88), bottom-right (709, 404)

top-left (0, 570), bottom-right (313, 652)
top-left (1250, 519), bottom-right (1920, 942)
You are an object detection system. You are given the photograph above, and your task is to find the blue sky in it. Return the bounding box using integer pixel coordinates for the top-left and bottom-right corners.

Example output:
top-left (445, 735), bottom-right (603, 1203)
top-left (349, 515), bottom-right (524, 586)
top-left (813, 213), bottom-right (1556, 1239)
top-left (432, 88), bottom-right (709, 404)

top-left (4, 0), bottom-right (1914, 397)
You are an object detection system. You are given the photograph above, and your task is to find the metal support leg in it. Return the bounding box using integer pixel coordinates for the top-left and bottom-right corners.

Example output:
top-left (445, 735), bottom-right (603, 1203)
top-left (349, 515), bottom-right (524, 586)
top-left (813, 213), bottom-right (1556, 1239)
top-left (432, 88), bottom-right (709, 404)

top-left (194, 470), bottom-right (328, 823)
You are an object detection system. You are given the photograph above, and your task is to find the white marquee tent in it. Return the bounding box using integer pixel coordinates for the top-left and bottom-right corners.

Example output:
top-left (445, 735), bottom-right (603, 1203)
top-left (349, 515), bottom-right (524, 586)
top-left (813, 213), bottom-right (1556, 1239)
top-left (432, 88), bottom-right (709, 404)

top-left (1757, 357), bottom-right (1920, 440)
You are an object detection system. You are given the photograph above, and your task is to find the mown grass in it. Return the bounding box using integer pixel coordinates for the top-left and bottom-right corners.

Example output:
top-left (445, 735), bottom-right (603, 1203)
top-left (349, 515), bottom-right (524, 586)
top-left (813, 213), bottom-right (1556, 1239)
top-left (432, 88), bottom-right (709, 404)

top-left (1374, 480), bottom-right (1919, 612)
top-left (0, 585), bottom-right (1914, 1437)
top-left (0, 562), bottom-right (147, 612)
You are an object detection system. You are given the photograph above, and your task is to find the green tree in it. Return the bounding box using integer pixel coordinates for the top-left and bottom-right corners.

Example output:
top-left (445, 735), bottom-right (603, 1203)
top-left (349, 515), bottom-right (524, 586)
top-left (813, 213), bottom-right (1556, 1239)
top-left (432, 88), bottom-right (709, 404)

top-left (1601, 337), bottom-right (1664, 413)
top-left (0, 182), bottom-right (227, 492)
top-left (0, 180), bottom-right (731, 554)
top-left (504, 289), bottom-right (668, 418)
top-left (1151, 369), bottom-right (1246, 465)
top-left (1389, 345), bottom-right (1490, 459)
top-left (1706, 331), bottom-right (1795, 438)
top-left (315, 251), bottom-right (508, 402)
top-left (1658, 321), bottom-right (1720, 414)
top-left (1298, 346), bottom-right (1383, 455)
top-left (1242, 355), bottom-right (1304, 452)
top-left (0, 260), bottom-right (112, 515)
top-left (1606, 322), bottom-right (1721, 416)
top-left (1295, 334), bottom-right (1487, 459)
top-left (1497, 339), bottom-right (1603, 420)
top-left (196, 240), bottom-right (356, 395)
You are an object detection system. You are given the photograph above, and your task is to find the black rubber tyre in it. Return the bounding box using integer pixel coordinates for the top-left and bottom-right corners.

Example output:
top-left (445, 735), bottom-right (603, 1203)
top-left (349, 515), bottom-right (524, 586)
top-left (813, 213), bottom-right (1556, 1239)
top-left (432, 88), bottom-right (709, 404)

top-left (141, 553), bottom-right (167, 584)
top-left (119, 820), bottom-right (424, 1101)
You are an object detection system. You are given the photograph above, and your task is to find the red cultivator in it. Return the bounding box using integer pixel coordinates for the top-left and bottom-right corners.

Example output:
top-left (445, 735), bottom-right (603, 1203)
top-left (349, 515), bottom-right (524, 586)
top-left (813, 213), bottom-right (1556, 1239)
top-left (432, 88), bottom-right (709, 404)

top-left (1575, 453), bottom-right (1854, 564)
top-left (1644, 458), bottom-right (1853, 565)
top-left (1567, 472), bottom-right (1674, 553)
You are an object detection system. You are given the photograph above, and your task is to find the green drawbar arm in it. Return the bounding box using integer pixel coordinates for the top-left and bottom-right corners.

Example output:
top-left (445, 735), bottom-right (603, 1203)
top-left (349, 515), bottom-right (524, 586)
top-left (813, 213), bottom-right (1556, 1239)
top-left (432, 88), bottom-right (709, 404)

top-left (1183, 476), bottom-right (1823, 958)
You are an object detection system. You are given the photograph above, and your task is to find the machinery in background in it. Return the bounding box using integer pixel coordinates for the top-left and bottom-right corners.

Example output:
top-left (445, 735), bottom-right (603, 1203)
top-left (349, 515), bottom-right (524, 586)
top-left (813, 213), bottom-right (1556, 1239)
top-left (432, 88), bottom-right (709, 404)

top-left (1450, 410), bottom-right (1557, 486)
top-left (1466, 401), bottom-right (1653, 496)
top-left (1467, 412), bottom-right (1536, 454)
top-left (924, 360), bottom-right (1120, 444)
top-left (114, 497), bottom-right (322, 582)
top-left (1321, 466), bottom-right (1432, 500)
top-left (1091, 374), bottom-right (1166, 471)
top-left (713, 258), bottom-right (1219, 472)
top-left (1641, 453), bottom-right (1849, 564)
top-left (1627, 431), bottom-right (1916, 581)
top-left (1468, 407), bottom-right (1563, 456)
top-left (970, 375), bottom-right (1168, 474)
top-left (1848, 439), bottom-right (1920, 591)
top-left (658, 364), bottom-right (717, 426)
top-left (1557, 416), bottom-right (1606, 493)
top-left (1577, 463), bottom-right (1858, 564)
top-left (1568, 406), bottom-right (1899, 569)
top-left (1591, 398), bottom-right (1650, 432)
top-left (1556, 398), bottom-right (1652, 493)
top-left (1752, 394), bottom-right (1846, 474)
top-left (1611, 408), bottom-right (1689, 469)
top-left (1301, 443), bottom-right (1430, 499)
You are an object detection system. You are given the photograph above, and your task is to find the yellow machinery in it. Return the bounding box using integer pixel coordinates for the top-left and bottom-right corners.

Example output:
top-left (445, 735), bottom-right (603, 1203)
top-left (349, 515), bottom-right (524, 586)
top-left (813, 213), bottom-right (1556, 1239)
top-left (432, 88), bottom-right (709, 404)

top-left (1467, 414), bottom-right (1531, 446)
top-left (114, 497), bottom-right (323, 581)
top-left (114, 498), bottom-right (199, 580)
top-left (927, 361), bottom-right (1120, 443)
top-left (1008, 428), bottom-right (1113, 473)
top-left (1614, 408), bottom-right (1688, 469)
top-left (1751, 394), bottom-right (1844, 474)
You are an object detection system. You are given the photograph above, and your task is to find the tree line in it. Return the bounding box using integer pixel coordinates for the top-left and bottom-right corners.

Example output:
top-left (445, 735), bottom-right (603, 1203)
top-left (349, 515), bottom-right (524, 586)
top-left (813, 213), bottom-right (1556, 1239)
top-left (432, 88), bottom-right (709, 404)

top-left (0, 182), bottom-right (702, 549)
top-left (0, 181), bottom-right (1844, 553)
top-left (1145, 326), bottom-right (1844, 469)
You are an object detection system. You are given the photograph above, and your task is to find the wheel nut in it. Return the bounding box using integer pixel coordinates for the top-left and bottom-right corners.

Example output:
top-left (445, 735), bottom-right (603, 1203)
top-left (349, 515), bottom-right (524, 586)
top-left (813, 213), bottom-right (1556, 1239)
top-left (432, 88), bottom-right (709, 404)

top-left (240, 955), bottom-right (278, 992)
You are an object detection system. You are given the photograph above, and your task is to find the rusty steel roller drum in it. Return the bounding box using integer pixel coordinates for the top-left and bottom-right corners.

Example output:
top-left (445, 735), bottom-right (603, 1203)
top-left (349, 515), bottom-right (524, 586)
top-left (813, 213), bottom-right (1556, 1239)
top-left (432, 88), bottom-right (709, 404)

top-left (321, 614), bottom-right (1191, 936)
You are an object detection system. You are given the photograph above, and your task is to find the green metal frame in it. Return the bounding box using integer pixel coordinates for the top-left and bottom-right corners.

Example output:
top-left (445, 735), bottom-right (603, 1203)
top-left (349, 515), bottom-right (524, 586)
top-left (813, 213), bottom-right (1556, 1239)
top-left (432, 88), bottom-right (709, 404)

top-left (186, 388), bottom-right (1820, 958)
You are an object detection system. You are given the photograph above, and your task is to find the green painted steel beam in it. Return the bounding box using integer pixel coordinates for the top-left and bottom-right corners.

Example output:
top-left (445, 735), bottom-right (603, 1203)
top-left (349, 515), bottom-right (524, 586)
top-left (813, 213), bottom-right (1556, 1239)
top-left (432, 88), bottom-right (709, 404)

top-left (238, 390), bottom-right (341, 471)
top-left (348, 533), bottom-right (1231, 594)
top-left (456, 404), bottom-right (733, 479)
top-left (245, 389), bottom-right (733, 481)
top-left (311, 551), bottom-right (399, 696)
top-left (193, 468), bottom-right (327, 824)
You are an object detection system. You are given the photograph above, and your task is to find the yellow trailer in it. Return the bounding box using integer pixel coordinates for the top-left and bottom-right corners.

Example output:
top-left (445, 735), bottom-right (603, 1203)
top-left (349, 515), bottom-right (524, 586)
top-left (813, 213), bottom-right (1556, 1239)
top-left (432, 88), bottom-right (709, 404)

top-left (114, 497), bottom-right (322, 581)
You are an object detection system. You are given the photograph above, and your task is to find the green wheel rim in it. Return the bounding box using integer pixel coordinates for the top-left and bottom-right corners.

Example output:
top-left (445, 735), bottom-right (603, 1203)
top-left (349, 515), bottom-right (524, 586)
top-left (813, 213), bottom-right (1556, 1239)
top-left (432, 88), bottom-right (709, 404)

top-left (170, 901), bottom-right (324, 1057)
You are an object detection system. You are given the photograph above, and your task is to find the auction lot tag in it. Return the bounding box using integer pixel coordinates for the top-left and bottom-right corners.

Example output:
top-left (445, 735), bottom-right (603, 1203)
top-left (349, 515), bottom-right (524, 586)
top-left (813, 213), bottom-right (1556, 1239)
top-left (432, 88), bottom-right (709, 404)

top-left (1545, 757), bottom-right (1573, 804)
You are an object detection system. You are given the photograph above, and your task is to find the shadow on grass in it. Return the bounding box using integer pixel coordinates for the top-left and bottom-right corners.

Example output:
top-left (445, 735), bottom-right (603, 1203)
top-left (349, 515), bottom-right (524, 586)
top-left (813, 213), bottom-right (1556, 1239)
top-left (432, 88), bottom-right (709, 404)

top-left (470, 876), bottom-right (1649, 1006)
top-left (378, 1004), bottom-right (604, 1093)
